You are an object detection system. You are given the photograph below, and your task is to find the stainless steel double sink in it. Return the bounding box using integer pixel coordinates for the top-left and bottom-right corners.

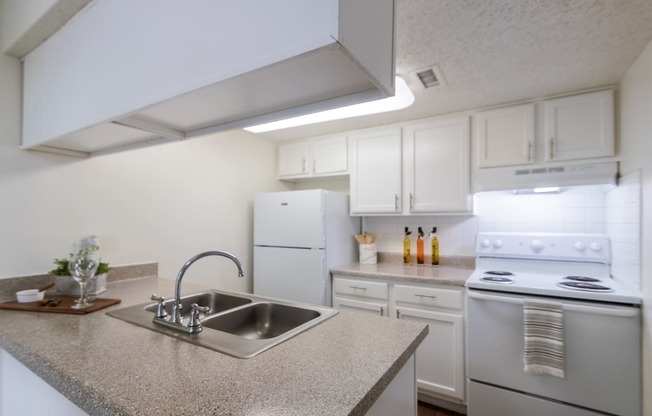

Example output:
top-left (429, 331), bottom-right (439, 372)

top-left (107, 291), bottom-right (337, 358)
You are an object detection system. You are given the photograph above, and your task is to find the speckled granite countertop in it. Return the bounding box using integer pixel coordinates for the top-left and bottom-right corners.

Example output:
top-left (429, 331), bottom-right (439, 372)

top-left (331, 259), bottom-right (473, 287)
top-left (0, 276), bottom-right (427, 416)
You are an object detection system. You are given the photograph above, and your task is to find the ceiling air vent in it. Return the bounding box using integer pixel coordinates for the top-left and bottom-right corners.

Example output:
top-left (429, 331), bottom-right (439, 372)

top-left (414, 65), bottom-right (446, 89)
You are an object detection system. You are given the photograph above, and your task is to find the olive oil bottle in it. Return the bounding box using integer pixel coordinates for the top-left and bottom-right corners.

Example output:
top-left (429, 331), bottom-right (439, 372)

top-left (430, 227), bottom-right (440, 267)
top-left (403, 227), bottom-right (412, 264)
top-left (417, 227), bottom-right (425, 265)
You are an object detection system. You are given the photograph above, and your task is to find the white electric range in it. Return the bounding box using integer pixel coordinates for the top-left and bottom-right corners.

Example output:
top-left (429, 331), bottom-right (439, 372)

top-left (466, 232), bottom-right (640, 304)
top-left (466, 232), bottom-right (641, 416)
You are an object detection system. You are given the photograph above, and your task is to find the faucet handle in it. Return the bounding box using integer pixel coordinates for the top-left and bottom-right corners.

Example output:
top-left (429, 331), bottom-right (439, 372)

top-left (187, 303), bottom-right (210, 333)
top-left (150, 294), bottom-right (168, 319)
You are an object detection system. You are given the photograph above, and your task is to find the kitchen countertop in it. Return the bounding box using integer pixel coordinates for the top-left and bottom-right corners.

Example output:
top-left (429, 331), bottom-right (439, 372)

top-left (330, 262), bottom-right (472, 287)
top-left (0, 276), bottom-right (427, 416)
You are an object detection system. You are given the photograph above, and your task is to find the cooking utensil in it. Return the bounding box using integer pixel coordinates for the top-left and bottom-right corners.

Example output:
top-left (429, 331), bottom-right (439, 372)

top-left (40, 298), bottom-right (63, 307)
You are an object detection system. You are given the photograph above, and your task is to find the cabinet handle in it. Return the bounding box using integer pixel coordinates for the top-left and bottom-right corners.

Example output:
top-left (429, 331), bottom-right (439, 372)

top-left (349, 285), bottom-right (368, 291)
top-left (395, 194), bottom-right (399, 211)
top-left (409, 193), bottom-right (414, 210)
top-left (549, 137), bottom-right (555, 160)
top-left (313, 159), bottom-right (316, 174)
top-left (380, 306), bottom-right (385, 316)
top-left (396, 309), bottom-right (401, 319)
top-left (414, 293), bottom-right (437, 299)
top-left (526, 141), bottom-right (532, 161)
top-left (302, 157), bottom-right (307, 173)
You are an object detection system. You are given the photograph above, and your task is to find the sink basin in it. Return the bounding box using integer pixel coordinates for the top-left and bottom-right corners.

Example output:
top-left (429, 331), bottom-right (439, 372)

top-left (143, 291), bottom-right (251, 318)
top-left (203, 302), bottom-right (321, 340)
top-left (107, 290), bottom-right (336, 358)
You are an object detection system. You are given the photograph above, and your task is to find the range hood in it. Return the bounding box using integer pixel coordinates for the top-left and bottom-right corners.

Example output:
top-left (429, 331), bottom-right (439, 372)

top-left (20, 0), bottom-right (395, 157)
top-left (474, 161), bottom-right (618, 192)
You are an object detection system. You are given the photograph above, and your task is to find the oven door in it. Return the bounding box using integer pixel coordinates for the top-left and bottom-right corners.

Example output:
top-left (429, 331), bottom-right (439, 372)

top-left (467, 290), bottom-right (641, 416)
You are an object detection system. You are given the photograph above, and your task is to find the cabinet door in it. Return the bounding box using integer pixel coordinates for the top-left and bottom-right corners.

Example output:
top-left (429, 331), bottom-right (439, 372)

top-left (475, 103), bottom-right (535, 168)
top-left (404, 116), bottom-right (471, 213)
top-left (278, 140), bottom-right (310, 177)
top-left (544, 90), bottom-right (614, 162)
top-left (311, 134), bottom-right (348, 175)
top-left (349, 126), bottom-right (402, 214)
top-left (396, 306), bottom-right (465, 402)
top-left (333, 297), bottom-right (388, 317)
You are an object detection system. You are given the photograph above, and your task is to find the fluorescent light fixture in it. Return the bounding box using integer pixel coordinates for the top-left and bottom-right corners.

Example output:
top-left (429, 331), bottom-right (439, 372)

top-left (244, 76), bottom-right (415, 133)
top-left (533, 187), bottom-right (561, 194)
top-left (512, 187), bottom-right (562, 195)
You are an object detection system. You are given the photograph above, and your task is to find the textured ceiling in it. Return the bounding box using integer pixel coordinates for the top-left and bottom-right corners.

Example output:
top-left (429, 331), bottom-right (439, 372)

top-left (260, 0), bottom-right (652, 141)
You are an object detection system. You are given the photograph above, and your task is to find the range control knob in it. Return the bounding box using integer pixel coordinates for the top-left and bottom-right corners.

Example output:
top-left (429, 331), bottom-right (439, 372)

top-left (480, 239), bottom-right (491, 248)
top-left (590, 242), bottom-right (603, 252)
top-left (530, 239), bottom-right (545, 252)
top-left (574, 241), bottom-right (587, 252)
top-left (492, 239), bottom-right (503, 249)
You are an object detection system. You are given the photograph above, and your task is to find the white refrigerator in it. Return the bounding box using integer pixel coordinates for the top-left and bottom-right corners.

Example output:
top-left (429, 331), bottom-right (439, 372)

top-left (253, 189), bottom-right (359, 306)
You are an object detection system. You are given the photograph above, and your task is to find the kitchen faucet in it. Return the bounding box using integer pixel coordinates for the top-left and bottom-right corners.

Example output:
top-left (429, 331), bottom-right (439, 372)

top-left (152, 250), bottom-right (244, 333)
top-left (169, 250), bottom-right (245, 325)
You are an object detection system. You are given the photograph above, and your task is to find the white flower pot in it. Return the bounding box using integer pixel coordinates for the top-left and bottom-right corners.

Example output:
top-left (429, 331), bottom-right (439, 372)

top-left (54, 273), bottom-right (107, 296)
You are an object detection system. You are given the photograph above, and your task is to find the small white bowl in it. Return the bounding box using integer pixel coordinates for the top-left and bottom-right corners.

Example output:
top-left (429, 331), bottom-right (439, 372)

top-left (16, 289), bottom-right (45, 303)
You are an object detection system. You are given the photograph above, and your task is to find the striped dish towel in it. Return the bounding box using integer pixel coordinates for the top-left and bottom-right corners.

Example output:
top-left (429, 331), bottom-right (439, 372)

top-left (523, 299), bottom-right (565, 378)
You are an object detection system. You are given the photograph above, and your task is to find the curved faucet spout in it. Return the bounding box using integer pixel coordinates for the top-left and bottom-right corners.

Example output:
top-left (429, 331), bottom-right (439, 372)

top-left (171, 250), bottom-right (245, 324)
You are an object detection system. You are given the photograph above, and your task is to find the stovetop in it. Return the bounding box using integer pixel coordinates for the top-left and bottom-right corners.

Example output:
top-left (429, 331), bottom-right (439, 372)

top-left (466, 233), bottom-right (641, 305)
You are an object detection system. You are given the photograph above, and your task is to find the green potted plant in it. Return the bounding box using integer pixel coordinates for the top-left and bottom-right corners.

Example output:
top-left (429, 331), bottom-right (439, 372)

top-left (50, 257), bottom-right (110, 296)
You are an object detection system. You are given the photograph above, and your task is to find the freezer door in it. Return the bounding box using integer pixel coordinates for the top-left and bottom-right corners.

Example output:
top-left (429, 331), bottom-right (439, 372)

top-left (253, 246), bottom-right (328, 306)
top-left (254, 190), bottom-right (325, 248)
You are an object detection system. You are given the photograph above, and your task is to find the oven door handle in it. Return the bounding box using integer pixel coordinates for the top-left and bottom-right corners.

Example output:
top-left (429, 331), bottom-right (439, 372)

top-left (467, 290), bottom-right (639, 318)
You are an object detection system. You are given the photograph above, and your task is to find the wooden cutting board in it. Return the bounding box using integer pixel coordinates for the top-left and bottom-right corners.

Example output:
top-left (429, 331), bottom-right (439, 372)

top-left (0, 297), bottom-right (121, 314)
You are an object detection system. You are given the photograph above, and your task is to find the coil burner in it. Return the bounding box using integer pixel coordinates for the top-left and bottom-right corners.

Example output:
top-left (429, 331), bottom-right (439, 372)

top-left (557, 281), bottom-right (612, 292)
top-left (484, 271), bottom-right (514, 276)
top-left (481, 276), bottom-right (515, 284)
top-left (564, 276), bottom-right (601, 283)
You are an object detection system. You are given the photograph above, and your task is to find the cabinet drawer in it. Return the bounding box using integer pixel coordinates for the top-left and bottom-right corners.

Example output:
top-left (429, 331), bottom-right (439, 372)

top-left (333, 297), bottom-right (388, 317)
top-left (394, 284), bottom-right (462, 310)
top-left (333, 278), bottom-right (389, 300)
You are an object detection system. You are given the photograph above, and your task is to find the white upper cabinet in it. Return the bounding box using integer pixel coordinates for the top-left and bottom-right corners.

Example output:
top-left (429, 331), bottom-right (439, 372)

top-left (350, 116), bottom-right (472, 216)
top-left (350, 126), bottom-right (403, 214)
top-left (20, 0), bottom-right (395, 156)
top-left (278, 141), bottom-right (311, 177)
top-left (475, 103), bottom-right (535, 168)
top-left (312, 135), bottom-right (349, 176)
top-left (277, 134), bottom-right (348, 179)
top-left (404, 116), bottom-right (471, 213)
top-left (544, 90), bottom-right (615, 162)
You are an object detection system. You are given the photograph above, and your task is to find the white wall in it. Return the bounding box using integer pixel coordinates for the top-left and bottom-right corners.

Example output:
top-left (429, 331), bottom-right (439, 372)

top-left (606, 170), bottom-right (641, 290)
top-left (618, 38), bottom-right (652, 415)
top-left (1, 0), bottom-right (91, 57)
top-left (1, 0), bottom-right (57, 51)
top-left (0, 7), bottom-right (291, 292)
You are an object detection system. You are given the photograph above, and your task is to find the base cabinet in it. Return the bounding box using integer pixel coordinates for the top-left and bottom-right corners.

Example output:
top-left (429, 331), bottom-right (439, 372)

top-left (333, 296), bottom-right (389, 317)
top-left (397, 307), bottom-right (464, 401)
top-left (366, 355), bottom-right (417, 416)
top-left (333, 276), bottom-right (466, 405)
top-left (1, 348), bottom-right (87, 415)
